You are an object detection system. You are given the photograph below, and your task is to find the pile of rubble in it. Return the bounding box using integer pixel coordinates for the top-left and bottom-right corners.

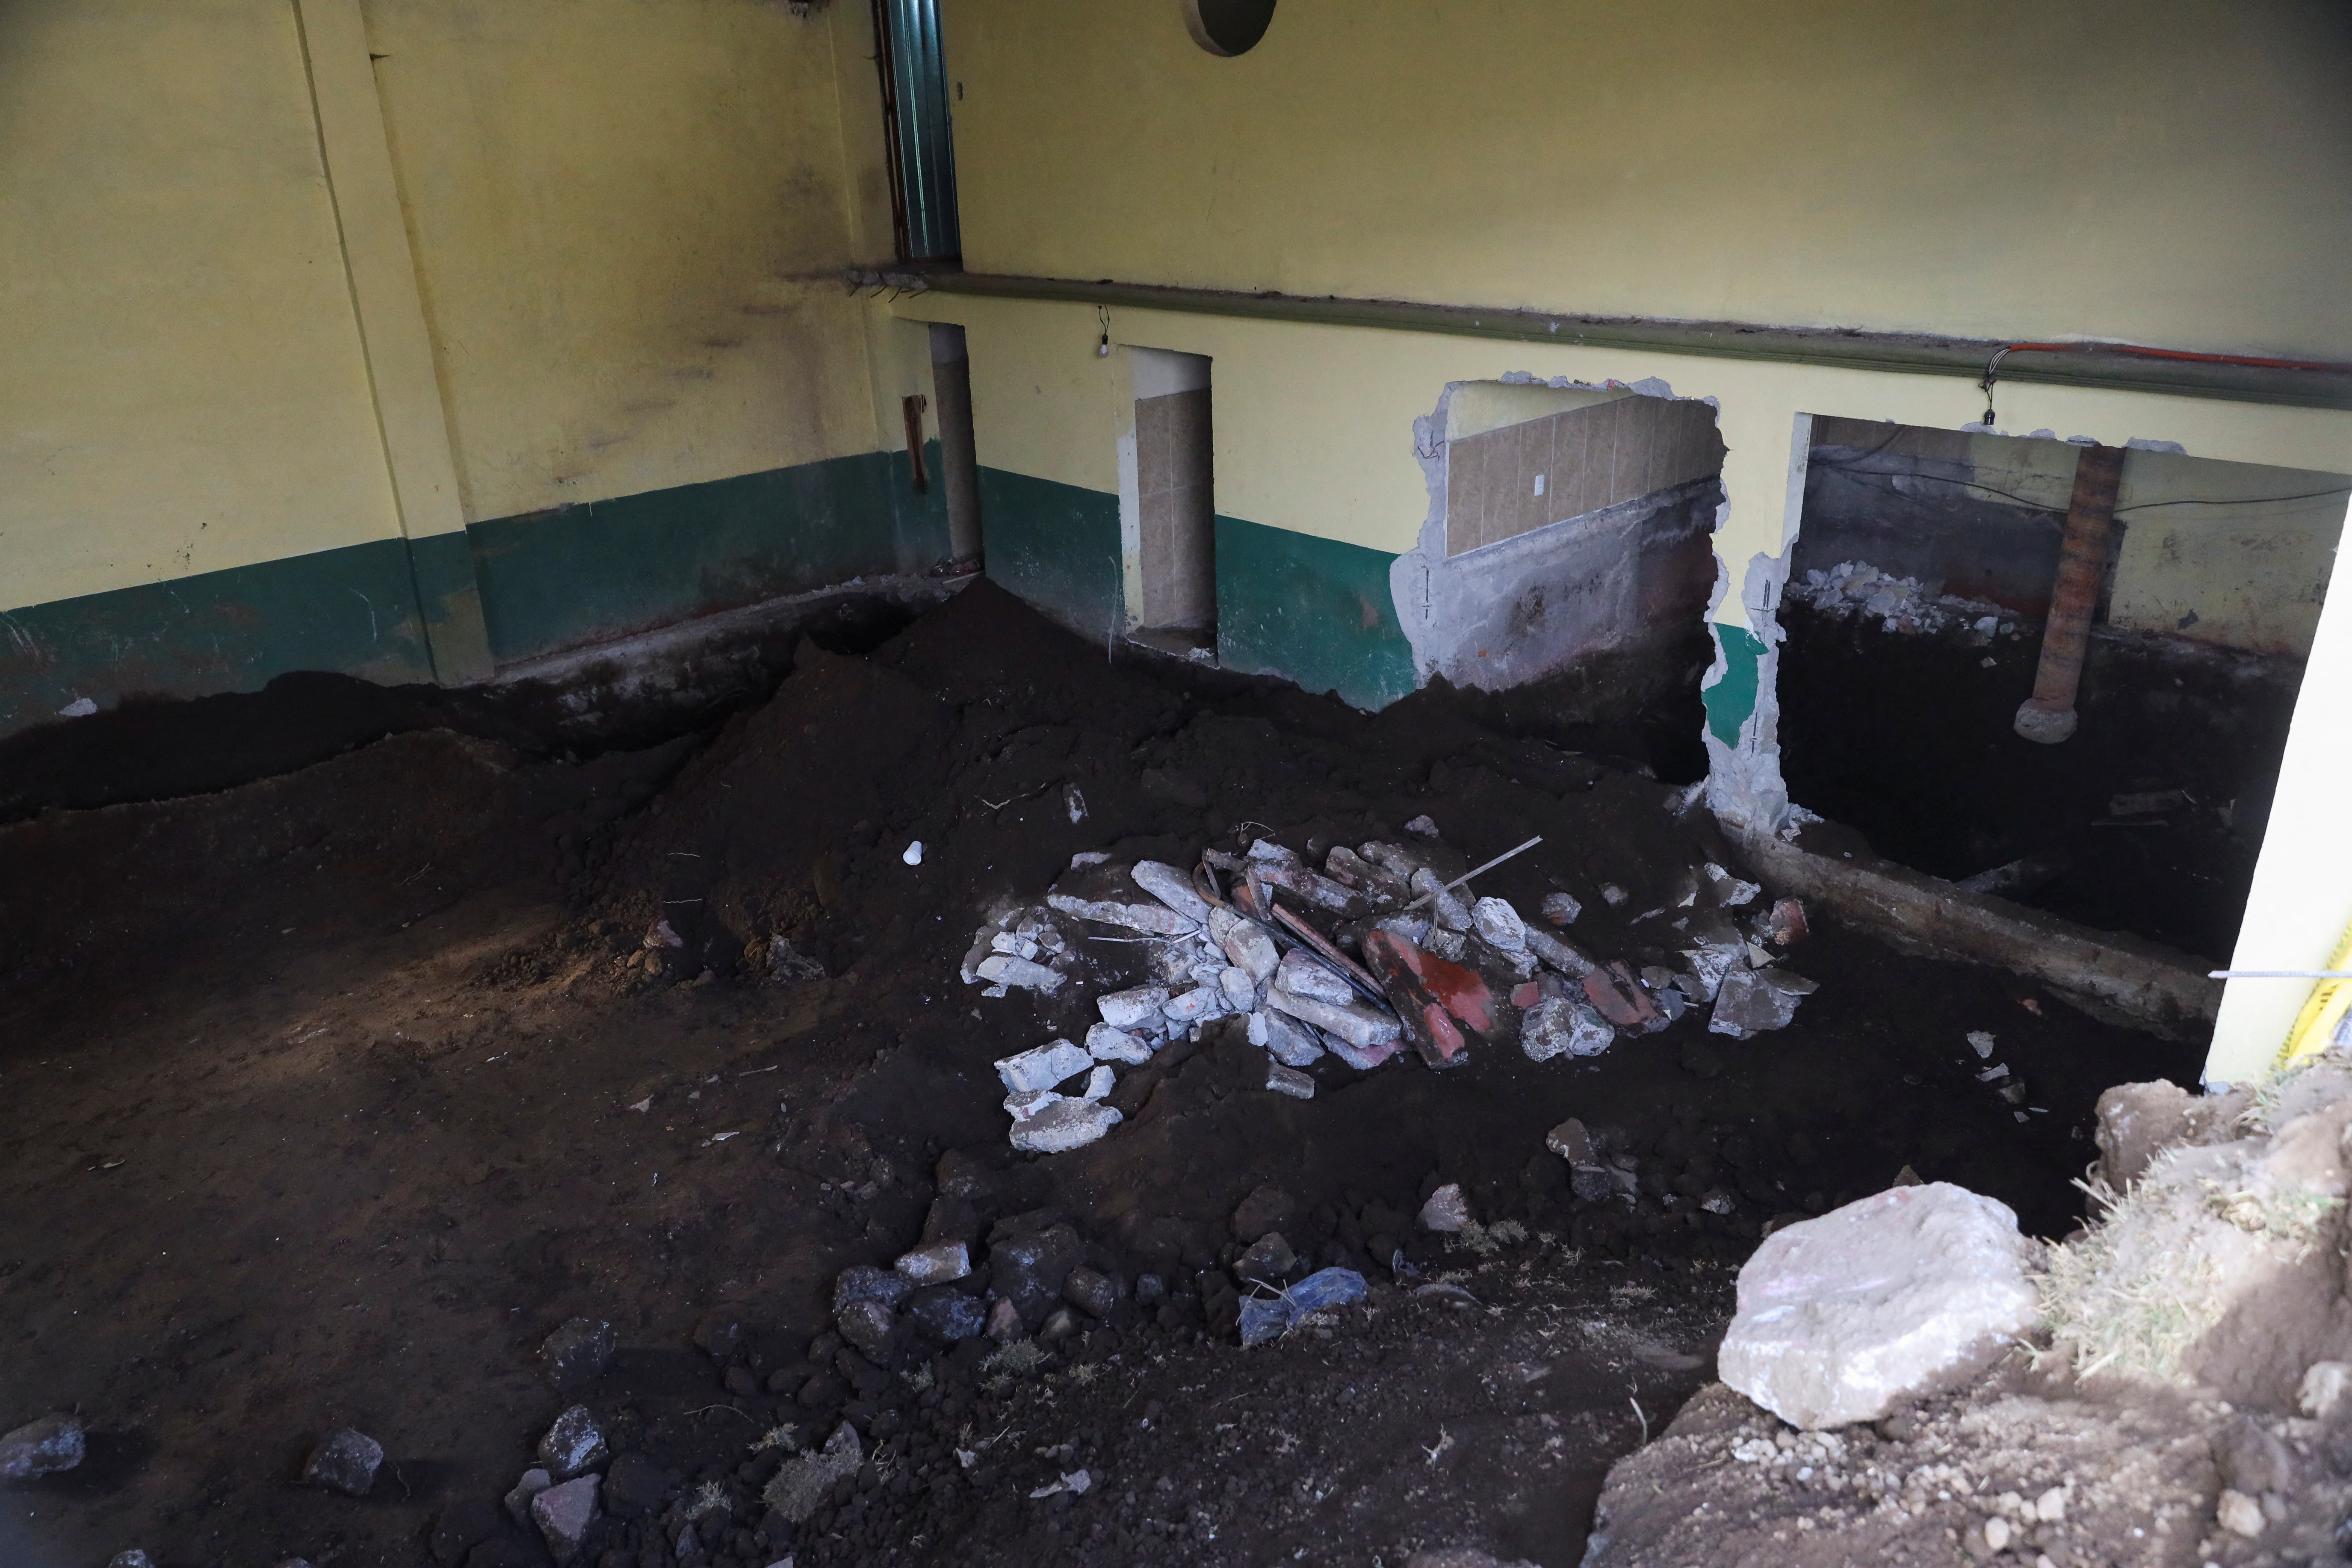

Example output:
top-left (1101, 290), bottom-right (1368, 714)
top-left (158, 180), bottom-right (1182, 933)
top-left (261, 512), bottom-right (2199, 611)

top-left (961, 824), bottom-right (1816, 1154)
top-left (1791, 559), bottom-right (2027, 643)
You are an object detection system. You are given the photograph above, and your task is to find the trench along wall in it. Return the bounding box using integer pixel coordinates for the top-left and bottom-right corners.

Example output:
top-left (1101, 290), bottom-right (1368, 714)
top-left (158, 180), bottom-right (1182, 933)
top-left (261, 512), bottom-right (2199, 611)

top-left (1, 0), bottom-right (938, 732)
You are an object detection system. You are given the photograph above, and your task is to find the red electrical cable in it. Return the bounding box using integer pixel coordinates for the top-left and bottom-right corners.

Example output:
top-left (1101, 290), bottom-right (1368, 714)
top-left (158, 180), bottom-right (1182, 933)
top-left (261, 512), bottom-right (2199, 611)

top-left (1996, 340), bottom-right (2352, 375)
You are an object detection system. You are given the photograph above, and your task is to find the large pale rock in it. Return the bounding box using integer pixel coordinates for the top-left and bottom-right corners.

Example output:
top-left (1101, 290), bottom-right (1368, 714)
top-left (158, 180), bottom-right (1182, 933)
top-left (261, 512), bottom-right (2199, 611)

top-left (1719, 1182), bottom-right (2039, 1429)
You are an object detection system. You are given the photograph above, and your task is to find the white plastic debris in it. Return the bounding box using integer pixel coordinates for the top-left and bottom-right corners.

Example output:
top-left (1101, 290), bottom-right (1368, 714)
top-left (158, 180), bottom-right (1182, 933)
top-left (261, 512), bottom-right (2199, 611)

top-left (975, 954), bottom-right (1064, 994)
top-left (1248, 1009), bottom-right (1326, 1067)
top-left (1418, 1183), bottom-right (1471, 1232)
top-left (1028, 1469), bottom-right (1091, 1500)
top-left (1098, 986), bottom-right (1171, 1030)
top-left (1084, 1023), bottom-right (1154, 1064)
top-left (1470, 897), bottom-right (1528, 952)
top-left (994, 1038), bottom-right (1093, 1095)
top-left (1008, 1096), bottom-right (1122, 1154)
top-left (1266, 1062), bottom-right (1315, 1099)
top-left (1540, 891), bottom-right (1582, 926)
top-left (903, 841), bottom-right (925, 866)
top-left (1064, 784), bottom-right (1087, 824)
top-left (1274, 948), bottom-right (1355, 1004)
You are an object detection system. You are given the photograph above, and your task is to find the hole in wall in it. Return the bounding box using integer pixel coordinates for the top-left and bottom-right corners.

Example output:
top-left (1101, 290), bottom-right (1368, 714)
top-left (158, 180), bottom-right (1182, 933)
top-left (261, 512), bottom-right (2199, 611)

top-left (1182, 0), bottom-right (1276, 57)
top-left (1775, 416), bottom-right (2351, 961)
top-left (1127, 348), bottom-right (1217, 660)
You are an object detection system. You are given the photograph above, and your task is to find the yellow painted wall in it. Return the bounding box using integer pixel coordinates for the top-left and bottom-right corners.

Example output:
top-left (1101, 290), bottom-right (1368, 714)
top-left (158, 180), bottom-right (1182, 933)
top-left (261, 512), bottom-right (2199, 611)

top-left (946, 0), bottom-right (2352, 360)
top-left (364, 0), bottom-right (892, 523)
top-left (0, 0), bottom-right (402, 612)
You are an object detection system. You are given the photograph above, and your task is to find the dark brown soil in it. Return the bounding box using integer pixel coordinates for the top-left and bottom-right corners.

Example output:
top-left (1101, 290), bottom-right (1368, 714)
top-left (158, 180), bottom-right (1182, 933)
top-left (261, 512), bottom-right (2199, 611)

top-left (0, 582), bottom-right (2201, 1568)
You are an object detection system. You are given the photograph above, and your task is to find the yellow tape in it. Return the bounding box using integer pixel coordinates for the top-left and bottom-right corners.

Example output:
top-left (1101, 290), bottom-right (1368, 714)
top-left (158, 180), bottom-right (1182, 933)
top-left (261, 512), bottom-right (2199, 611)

top-left (2277, 916), bottom-right (2352, 1070)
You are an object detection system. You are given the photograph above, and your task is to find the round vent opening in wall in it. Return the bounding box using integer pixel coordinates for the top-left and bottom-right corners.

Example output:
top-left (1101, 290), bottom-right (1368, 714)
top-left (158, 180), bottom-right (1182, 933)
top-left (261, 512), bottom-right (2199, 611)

top-left (1183, 0), bottom-right (1276, 57)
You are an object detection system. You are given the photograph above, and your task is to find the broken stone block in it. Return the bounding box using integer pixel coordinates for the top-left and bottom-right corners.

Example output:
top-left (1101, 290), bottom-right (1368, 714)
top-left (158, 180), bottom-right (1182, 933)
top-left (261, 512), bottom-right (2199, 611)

top-left (994, 1038), bottom-right (1093, 1094)
top-left (1266, 1062), bottom-right (1315, 1099)
top-left (1245, 840), bottom-right (1367, 915)
top-left (907, 1287), bottom-right (988, 1343)
top-left (1540, 891), bottom-right (1582, 926)
top-left (1424, 927), bottom-right (1468, 961)
top-left (1009, 1096), bottom-right (1122, 1154)
top-left (1209, 908), bottom-right (1281, 982)
top-left (1236, 1232), bottom-right (1295, 1283)
top-left (990, 1223), bottom-right (1083, 1320)
top-left (1081, 1064), bottom-right (1114, 1099)
top-left (1062, 1266), bottom-right (1120, 1319)
top-left (1470, 897), bottom-right (1528, 952)
top-left (1719, 1182), bottom-right (2040, 1429)
top-left (833, 1264), bottom-right (913, 1314)
top-left (1274, 947), bottom-right (1356, 1004)
top-left (1326, 1036), bottom-right (1401, 1070)
top-left (1375, 912), bottom-right (1433, 948)
top-left (504, 1467), bottom-right (553, 1526)
top-left (1004, 1088), bottom-right (1053, 1121)
top-left (1164, 985), bottom-right (1228, 1024)
top-left (302, 1426), bottom-right (382, 1496)
top-left (530, 1474), bottom-right (600, 1565)
top-left (835, 1298), bottom-right (895, 1357)
top-left (975, 954), bottom-right (1064, 994)
top-left (1410, 867), bottom-right (1472, 932)
top-left (766, 935), bottom-right (827, 983)
top-left (1046, 892), bottom-right (1197, 937)
top-left (1521, 997), bottom-right (1615, 1061)
top-left (894, 1241), bottom-right (971, 1286)
top-left (1419, 1184), bottom-right (1471, 1233)
top-left (538, 1317), bottom-right (615, 1389)
top-left (1084, 1022), bottom-right (1154, 1064)
top-left (0, 1414), bottom-right (83, 1481)
top-left (1708, 966), bottom-right (1816, 1038)
top-left (990, 930), bottom-right (1042, 961)
top-left (762, 1423), bottom-right (862, 1523)
top-left (1327, 845), bottom-right (1411, 905)
top-left (536, 1406), bottom-right (605, 1479)
top-left (1129, 860), bottom-right (1212, 923)
top-left (1218, 965), bottom-right (1259, 1012)
top-left (1248, 1008), bottom-right (1326, 1067)
top-left (1262, 986), bottom-right (1403, 1050)
top-left (1098, 986), bottom-right (1172, 1030)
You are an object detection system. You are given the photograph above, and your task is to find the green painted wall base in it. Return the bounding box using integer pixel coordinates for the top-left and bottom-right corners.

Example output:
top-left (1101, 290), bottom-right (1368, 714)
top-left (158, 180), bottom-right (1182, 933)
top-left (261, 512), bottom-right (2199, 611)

top-left (974, 467), bottom-right (1124, 639)
top-left (1215, 516), bottom-right (1418, 710)
top-left (2, 446), bottom-right (952, 740)
top-left (1703, 622), bottom-right (1768, 745)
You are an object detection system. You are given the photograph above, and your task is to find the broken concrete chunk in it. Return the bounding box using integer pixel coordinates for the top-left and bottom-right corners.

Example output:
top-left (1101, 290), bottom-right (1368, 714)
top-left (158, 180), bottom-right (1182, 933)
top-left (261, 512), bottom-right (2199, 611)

top-left (1247, 842), bottom-right (1366, 915)
top-left (1540, 891), bottom-right (1583, 926)
top-left (1263, 987), bottom-right (1402, 1050)
top-left (834, 1264), bottom-right (913, 1314)
top-left (1004, 1088), bottom-right (1053, 1121)
top-left (1008, 1097), bottom-right (1122, 1154)
top-left (504, 1467), bottom-right (553, 1526)
top-left (990, 930), bottom-right (1041, 961)
top-left (1081, 1064), bottom-right (1114, 1100)
top-left (1274, 947), bottom-right (1356, 1005)
top-left (895, 1241), bottom-right (971, 1286)
top-left (1211, 910), bottom-right (1281, 981)
top-left (1098, 986), bottom-right (1172, 1030)
top-left (302, 1426), bottom-right (382, 1496)
top-left (536, 1406), bottom-right (605, 1479)
top-left (975, 954), bottom-right (1065, 994)
top-left (1411, 867), bottom-right (1473, 932)
top-left (1129, 860), bottom-right (1212, 923)
top-left (1719, 1183), bottom-right (2040, 1429)
top-left (1375, 912), bottom-right (1433, 947)
top-left (2301, 1361), bottom-right (2352, 1418)
top-left (1266, 1062), bottom-right (1315, 1099)
top-left (538, 1317), bottom-right (616, 1389)
top-left (1470, 897), bottom-right (1528, 952)
top-left (0, 1414), bottom-right (84, 1481)
top-left (1521, 997), bottom-right (1615, 1061)
top-left (1326, 1035), bottom-right (1401, 1070)
top-left (1359, 841), bottom-right (1427, 880)
top-left (762, 1423), bottom-right (863, 1524)
top-left (1218, 965), bottom-right (1259, 1012)
top-left (1084, 1023), bottom-right (1154, 1064)
top-left (1327, 845), bottom-right (1410, 905)
top-left (1404, 815), bottom-right (1440, 837)
top-left (1249, 1008), bottom-right (1327, 1067)
top-left (1423, 927), bottom-right (1468, 961)
top-left (1704, 862), bottom-right (1762, 907)
top-left (994, 1037), bottom-right (1093, 1095)
top-left (1708, 966), bottom-right (1814, 1038)
top-left (1419, 1183), bottom-right (1471, 1232)
top-left (1164, 986), bottom-right (1228, 1024)
top-left (1522, 926), bottom-right (1596, 978)
top-left (1047, 892), bottom-right (1197, 937)
top-left (530, 1475), bottom-right (600, 1565)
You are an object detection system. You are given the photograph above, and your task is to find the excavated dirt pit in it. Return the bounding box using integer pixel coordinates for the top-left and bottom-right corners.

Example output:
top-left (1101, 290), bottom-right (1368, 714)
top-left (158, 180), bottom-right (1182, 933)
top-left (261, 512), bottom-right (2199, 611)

top-left (0, 582), bottom-right (2200, 1567)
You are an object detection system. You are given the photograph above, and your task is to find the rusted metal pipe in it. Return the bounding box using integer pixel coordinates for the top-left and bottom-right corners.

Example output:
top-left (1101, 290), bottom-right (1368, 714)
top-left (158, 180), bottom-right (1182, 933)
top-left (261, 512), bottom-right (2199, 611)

top-left (2014, 443), bottom-right (2127, 744)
